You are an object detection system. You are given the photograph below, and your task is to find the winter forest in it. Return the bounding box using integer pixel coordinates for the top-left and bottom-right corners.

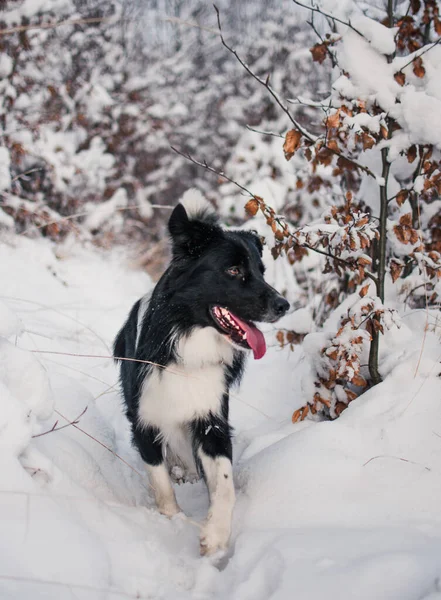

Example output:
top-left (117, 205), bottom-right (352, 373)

top-left (1, 0), bottom-right (441, 598)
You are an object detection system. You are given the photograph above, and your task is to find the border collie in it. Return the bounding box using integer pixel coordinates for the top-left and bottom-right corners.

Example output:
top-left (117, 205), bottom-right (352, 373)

top-left (114, 190), bottom-right (289, 555)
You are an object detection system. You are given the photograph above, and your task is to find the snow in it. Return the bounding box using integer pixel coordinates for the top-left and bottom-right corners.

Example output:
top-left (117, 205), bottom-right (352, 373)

top-left (351, 15), bottom-right (397, 55)
top-left (398, 88), bottom-right (441, 148)
top-left (1, 234), bottom-right (441, 599)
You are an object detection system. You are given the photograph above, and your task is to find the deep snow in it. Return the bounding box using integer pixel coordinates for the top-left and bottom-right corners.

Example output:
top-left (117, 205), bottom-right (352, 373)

top-left (1, 233), bottom-right (441, 600)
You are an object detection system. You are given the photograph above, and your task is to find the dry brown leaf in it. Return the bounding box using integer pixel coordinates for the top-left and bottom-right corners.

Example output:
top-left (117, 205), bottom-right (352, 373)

top-left (400, 213), bottom-right (413, 227)
top-left (326, 111), bottom-right (341, 128)
top-left (407, 145), bottom-right (417, 163)
top-left (394, 71), bottom-right (406, 86)
top-left (245, 198), bottom-right (259, 216)
top-left (292, 408), bottom-right (304, 423)
top-left (358, 256), bottom-right (372, 266)
top-left (352, 373), bottom-right (367, 387)
top-left (310, 42), bottom-right (328, 64)
top-left (361, 132), bottom-right (375, 150)
top-left (390, 261), bottom-right (403, 283)
top-left (396, 189), bottom-right (409, 206)
top-left (283, 129), bottom-right (302, 161)
top-left (359, 284), bottom-right (369, 298)
top-left (413, 56), bottom-right (426, 78)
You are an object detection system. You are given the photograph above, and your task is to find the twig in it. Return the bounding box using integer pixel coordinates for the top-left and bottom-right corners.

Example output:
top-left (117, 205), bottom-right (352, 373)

top-left (30, 348), bottom-right (191, 378)
top-left (11, 167), bottom-right (45, 183)
top-left (53, 407), bottom-right (153, 490)
top-left (292, 0), bottom-right (363, 36)
top-left (307, 14), bottom-right (337, 67)
top-left (245, 125), bottom-right (284, 138)
top-left (32, 407), bottom-right (88, 438)
top-left (396, 38), bottom-right (441, 73)
top-left (171, 145), bottom-right (255, 197)
top-left (0, 16), bottom-right (114, 36)
top-left (363, 454), bottom-right (431, 471)
top-left (214, 7), bottom-right (375, 178)
top-left (214, 4), bottom-right (317, 142)
top-left (403, 283), bottom-right (431, 305)
top-left (171, 146), bottom-right (377, 282)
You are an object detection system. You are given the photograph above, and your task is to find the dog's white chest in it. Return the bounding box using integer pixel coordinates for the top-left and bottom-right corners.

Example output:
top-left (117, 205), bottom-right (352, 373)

top-left (137, 327), bottom-right (234, 433)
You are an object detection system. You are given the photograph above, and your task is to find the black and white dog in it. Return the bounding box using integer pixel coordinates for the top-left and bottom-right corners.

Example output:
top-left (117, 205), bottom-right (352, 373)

top-left (114, 191), bottom-right (289, 555)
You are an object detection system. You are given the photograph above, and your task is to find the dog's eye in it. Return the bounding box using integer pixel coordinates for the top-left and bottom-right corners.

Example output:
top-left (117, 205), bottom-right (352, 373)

top-left (226, 266), bottom-right (241, 277)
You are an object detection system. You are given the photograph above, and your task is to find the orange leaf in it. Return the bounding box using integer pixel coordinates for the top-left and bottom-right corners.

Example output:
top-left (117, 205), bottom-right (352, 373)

top-left (396, 189), bottom-right (409, 206)
top-left (399, 213), bottom-right (412, 227)
top-left (394, 71), bottom-right (406, 86)
top-left (283, 129), bottom-right (302, 161)
top-left (245, 198), bottom-right (259, 216)
top-left (361, 132), bottom-right (375, 150)
top-left (407, 145), bottom-right (417, 163)
top-left (310, 42), bottom-right (328, 64)
top-left (357, 256), bottom-right (372, 266)
top-left (352, 373), bottom-right (367, 387)
top-left (359, 284), bottom-right (369, 298)
top-left (390, 261), bottom-right (403, 283)
top-left (413, 56), bottom-right (425, 78)
top-left (292, 408), bottom-right (304, 423)
top-left (326, 111), bottom-right (341, 129)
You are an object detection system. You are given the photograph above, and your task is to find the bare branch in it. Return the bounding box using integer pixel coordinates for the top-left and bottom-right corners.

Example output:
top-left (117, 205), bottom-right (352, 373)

top-left (245, 125), bottom-right (284, 138)
top-left (396, 38), bottom-right (441, 73)
top-left (292, 0), bottom-right (363, 36)
top-left (213, 4), bottom-right (317, 142)
top-left (307, 15), bottom-right (337, 67)
top-left (214, 5), bottom-right (375, 179)
top-left (0, 16), bottom-right (114, 37)
top-left (32, 407), bottom-right (88, 438)
top-left (171, 146), bottom-right (377, 283)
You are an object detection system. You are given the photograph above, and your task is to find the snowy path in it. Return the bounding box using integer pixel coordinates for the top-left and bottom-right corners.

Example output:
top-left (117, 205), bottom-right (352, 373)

top-left (1, 236), bottom-right (441, 600)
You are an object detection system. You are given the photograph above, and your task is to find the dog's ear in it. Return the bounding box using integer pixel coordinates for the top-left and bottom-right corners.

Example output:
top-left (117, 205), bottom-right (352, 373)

top-left (168, 201), bottom-right (221, 259)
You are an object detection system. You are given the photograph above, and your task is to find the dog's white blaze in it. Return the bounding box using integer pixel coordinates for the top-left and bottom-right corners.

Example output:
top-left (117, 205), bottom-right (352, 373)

top-left (199, 452), bottom-right (235, 554)
top-left (138, 327), bottom-right (233, 443)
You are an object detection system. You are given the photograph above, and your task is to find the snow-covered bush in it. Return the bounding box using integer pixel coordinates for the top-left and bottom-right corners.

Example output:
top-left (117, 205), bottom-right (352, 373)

top-left (212, 0), bottom-right (441, 419)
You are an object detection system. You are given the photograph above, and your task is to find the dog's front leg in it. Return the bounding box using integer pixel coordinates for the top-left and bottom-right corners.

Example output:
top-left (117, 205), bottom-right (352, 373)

top-left (193, 418), bottom-right (235, 556)
top-left (133, 424), bottom-right (181, 517)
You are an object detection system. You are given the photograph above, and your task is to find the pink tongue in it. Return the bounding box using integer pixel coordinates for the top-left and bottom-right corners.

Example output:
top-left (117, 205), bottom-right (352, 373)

top-left (231, 314), bottom-right (267, 360)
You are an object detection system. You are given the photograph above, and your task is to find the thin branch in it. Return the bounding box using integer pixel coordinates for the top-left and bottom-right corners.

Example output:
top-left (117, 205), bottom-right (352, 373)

top-left (396, 37), bottom-right (441, 73)
top-left (307, 16), bottom-right (337, 67)
top-left (214, 5), bottom-right (375, 179)
top-left (171, 145), bottom-right (255, 197)
top-left (245, 125), bottom-right (284, 138)
top-left (363, 454), bottom-right (431, 471)
top-left (171, 146), bottom-right (377, 283)
top-left (32, 407), bottom-right (88, 438)
top-left (0, 16), bottom-right (114, 36)
top-left (213, 4), bottom-right (317, 142)
top-left (31, 348), bottom-right (193, 378)
top-left (292, 0), bottom-right (363, 36)
top-left (301, 243), bottom-right (377, 283)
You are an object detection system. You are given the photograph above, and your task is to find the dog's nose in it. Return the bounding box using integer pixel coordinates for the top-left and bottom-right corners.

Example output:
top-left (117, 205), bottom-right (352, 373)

top-left (273, 296), bottom-right (290, 317)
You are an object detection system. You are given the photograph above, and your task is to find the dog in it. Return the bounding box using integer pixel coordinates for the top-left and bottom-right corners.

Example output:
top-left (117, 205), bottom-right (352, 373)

top-left (113, 190), bottom-right (289, 555)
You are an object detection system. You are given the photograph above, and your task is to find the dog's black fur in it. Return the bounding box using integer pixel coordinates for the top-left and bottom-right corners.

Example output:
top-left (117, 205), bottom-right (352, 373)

top-left (113, 193), bottom-right (289, 554)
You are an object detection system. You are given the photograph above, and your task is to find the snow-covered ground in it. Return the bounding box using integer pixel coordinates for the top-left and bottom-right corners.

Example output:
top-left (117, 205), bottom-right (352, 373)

top-left (1, 233), bottom-right (441, 600)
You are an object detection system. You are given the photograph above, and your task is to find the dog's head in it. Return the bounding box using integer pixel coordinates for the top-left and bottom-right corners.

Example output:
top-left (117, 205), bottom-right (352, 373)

top-left (167, 190), bottom-right (289, 359)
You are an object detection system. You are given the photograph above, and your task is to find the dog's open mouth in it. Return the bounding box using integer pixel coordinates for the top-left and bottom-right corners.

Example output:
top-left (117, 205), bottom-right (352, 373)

top-left (210, 306), bottom-right (266, 360)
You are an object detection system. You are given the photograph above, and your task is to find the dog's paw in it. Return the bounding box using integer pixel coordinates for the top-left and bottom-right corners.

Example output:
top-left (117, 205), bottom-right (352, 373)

top-left (199, 520), bottom-right (230, 556)
top-left (158, 502), bottom-right (182, 518)
top-left (170, 465), bottom-right (200, 485)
